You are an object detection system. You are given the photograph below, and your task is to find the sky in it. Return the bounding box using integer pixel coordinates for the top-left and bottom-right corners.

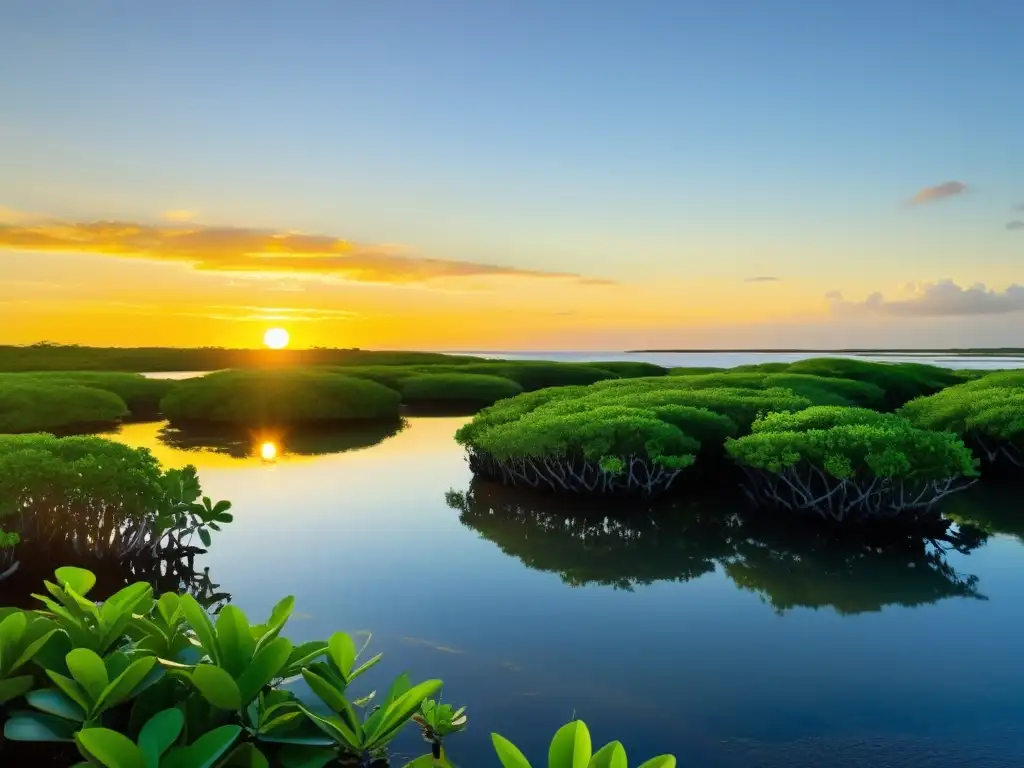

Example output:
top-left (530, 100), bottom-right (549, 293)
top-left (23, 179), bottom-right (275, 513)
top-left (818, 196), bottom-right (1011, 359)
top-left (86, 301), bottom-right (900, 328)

top-left (1, 0), bottom-right (1023, 350)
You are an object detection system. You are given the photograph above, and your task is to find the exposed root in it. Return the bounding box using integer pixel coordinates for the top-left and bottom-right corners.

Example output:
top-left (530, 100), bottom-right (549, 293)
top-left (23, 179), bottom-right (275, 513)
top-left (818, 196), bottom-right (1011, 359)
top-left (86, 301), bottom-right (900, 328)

top-left (737, 463), bottom-right (975, 522)
top-left (467, 451), bottom-right (683, 496)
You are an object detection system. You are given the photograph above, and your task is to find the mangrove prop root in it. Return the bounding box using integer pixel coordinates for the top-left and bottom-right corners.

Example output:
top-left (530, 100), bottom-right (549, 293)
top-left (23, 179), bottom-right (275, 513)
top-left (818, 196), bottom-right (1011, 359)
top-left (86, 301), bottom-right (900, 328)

top-left (972, 435), bottom-right (1024, 470)
top-left (737, 463), bottom-right (974, 522)
top-left (467, 451), bottom-right (682, 496)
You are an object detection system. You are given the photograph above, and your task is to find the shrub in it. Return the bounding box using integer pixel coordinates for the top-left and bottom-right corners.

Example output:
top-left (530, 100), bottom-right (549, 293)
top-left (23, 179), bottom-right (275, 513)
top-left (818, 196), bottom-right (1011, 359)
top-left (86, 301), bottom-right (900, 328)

top-left (160, 368), bottom-right (402, 426)
top-left (751, 405), bottom-right (896, 433)
top-left (582, 361), bottom-right (669, 377)
top-left (726, 409), bottom-right (978, 521)
top-left (0, 434), bottom-right (232, 572)
top-left (668, 366), bottom-right (726, 375)
top-left (455, 379), bottom-right (810, 496)
top-left (0, 381), bottom-right (128, 433)
top-left (2, 371), bottom-right (177, 418)
top-left (661, 371), bottom-right (885, 408)
top-left (459, 361), bottom-right (617, 390)
top-left (400, 373), bottom-right (524, 409)
top-left (784, 357), bottom-right (964, 409)
top-left (901, 375), bottom-right (1024, 471)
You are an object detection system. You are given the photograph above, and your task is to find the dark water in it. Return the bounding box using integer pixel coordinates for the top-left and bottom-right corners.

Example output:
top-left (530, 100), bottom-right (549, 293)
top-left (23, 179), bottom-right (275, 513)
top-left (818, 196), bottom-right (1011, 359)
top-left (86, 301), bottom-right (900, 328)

top-left (93, 418), bottom-right (1024, 767)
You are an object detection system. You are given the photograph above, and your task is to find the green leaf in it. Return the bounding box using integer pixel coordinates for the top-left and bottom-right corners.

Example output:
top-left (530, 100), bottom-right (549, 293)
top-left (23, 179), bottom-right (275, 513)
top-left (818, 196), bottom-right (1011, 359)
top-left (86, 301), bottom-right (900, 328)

top-left (179, 594), bottom-right (220, 664)
top-left (300, 668), bottom-right (349, 713)
top-left (367, 678), bottom-right (443, 748)
top-left (4, 711), bottom-right (80, 742)
top-left (235, 636), bottom-right (291, 705)
top-left (45, 670), bottom-right (91, 713)
top-left (156, 593), bottom-right (182, 626)
top-left (549, 721), bottom-right (592, 768)
top-left (198, 528), bottom-right (212, 548)
top-left (25, 687), bottom-right (87, 722)
top-left (284, 640), bottom-right (328, 673)
top-left (137, 708), bottom-right (184, 766)
top-left (635, 758), bottom-right (676, 768)
top-left (253, 596), bottom-right (295, 653)
top-left (67, 648), bottom-right (110, 702)
top-left (0, 611), bottom-right (27, 668)
top-left (348, 652), bottom-right (383, 681)
top-left (327, 632), bottom-right (357, 679)
top-left (76, 728), bottom-right (147, 768)
top-left (218, 742), bottom-right (269, 768)
top-left (11, 622), bottom-right (59, 672)
top-left (55, 567), bottom-right (97, 597)
top-left (299, 707), bottom-right (361, 750)
top-left (0, 674), bottom-right (33, 705)
top-left (183, 724), bottom-right (242, 768)
top-left (191, 664), bottom-right (243, 710)
top-left (215, 606), bottom-right (254, 678)
top-left (588, 741), bottom-right (627, 768)
top-left (491, 732), bottom-right (533, 768)
top-left (95, 656), bottom-right (158, 714)
top-left (275, 744), bottom-right (337, 768)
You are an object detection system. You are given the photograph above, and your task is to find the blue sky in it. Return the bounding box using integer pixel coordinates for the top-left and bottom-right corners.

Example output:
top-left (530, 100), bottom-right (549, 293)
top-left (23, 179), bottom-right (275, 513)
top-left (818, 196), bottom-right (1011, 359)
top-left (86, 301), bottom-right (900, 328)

top-left (1, 0), bottom-right (1022, 348)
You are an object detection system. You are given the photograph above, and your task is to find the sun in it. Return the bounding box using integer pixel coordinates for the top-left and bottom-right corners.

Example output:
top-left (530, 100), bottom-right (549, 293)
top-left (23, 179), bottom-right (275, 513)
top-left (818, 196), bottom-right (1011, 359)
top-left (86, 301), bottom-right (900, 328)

top-left (263, 327), bottom-right (290, 349)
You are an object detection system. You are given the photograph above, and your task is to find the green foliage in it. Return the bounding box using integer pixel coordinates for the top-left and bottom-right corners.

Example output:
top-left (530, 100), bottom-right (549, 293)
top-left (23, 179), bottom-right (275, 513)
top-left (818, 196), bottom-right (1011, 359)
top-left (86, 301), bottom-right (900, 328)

top-left (160, 369), bottom-right (402, 426)
top-left (457, 362), bottom-right (617, 390)
top-left (0, 381), bottom-right (128, 433)
top-left (1, 372), bottom-right (177, 419)
top-left (0, 435), bottom-right (231, 566)
top-left (782, 357), bottom-right (964, 409)
top-left (727, 409), bottom-right (977, 482)
top-left (400, 374), bottom-right (524, 408)
top-left (666, 366), bottom-right (726, 376)
top-left (0, 344), bottom-right (486, 372)
top-left (413, 697), bottom-right (467, 743)
top-left (491, 719), bottom-right (675, 768)
top-left (0, 609), bottom-right (59, 704)
top-left (580, 361), bottom-right (668, 378)
top-left (751, 405), bottom-right (896, 433)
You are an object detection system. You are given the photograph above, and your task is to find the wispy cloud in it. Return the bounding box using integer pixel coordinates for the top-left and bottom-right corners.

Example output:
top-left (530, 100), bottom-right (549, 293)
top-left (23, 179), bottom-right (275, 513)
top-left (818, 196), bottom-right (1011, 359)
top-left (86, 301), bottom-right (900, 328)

top-left (1007, 220), bottom-right (1024, 231)
top-left (743, 275), bottom-right (780, 283)
top-left (0, 216), bottom-right (605, 286)
top-left (828, 279), bottom-right (1024, 317)
top-left (907, 181), bottom-right (967, 205)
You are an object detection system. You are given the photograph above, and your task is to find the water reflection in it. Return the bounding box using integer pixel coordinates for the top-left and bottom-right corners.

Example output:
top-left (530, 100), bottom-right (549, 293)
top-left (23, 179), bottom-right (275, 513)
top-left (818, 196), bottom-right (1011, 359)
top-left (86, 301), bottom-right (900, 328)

top-left (941, 484), bottom-right (1024, 543)
top-left (450, 480), bottom-right (988, 613)
top-left (101, 419), bottom-right (405, 468)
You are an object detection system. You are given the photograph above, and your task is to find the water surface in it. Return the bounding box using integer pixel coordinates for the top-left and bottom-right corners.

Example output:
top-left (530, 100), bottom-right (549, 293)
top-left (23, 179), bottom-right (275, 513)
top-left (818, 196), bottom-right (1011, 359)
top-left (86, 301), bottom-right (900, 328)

top-left (96, 418), bottom-right (1024, 767)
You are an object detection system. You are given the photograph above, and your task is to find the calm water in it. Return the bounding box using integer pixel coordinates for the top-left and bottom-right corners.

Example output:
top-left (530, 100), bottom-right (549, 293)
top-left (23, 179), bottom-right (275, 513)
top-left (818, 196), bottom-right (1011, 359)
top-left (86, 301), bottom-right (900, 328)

top-left (96, 417), bottom-right (1024, 767)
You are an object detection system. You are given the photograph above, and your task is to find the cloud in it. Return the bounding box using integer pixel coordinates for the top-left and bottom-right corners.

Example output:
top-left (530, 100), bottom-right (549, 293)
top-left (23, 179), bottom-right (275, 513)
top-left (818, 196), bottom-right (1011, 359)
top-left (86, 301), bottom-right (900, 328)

top-left (1013, 203), bottom-right (1024, 211)
top-left (0, 216), bottom-right (603, 286)
top-left (1006, 220), bottom-right (1024, 230)
top-left (743, 275), bottom-right (780, 283)
top-left (163, 209), bottom-right (196, 222)
top-left (827, 279), bottom-right (1024, 317)
top-left (907, 181), bottom-right (967, 205)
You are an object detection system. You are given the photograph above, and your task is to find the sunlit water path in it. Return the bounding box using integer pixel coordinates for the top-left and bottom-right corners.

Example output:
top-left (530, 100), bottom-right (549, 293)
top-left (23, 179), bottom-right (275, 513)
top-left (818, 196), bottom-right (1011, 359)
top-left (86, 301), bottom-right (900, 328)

top-left (99, 416), bottom-right (1024, 767)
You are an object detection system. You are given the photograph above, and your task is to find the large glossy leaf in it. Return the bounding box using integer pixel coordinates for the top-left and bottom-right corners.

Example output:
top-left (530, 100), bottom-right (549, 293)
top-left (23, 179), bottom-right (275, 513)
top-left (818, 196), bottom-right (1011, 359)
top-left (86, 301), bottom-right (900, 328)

top-left (300, 706), bottom-right (361, 750)
top-left (25, 687), bottom-right (87, 722)
top-left (45, 670), bottom-right (91, 713)
top-left (191, 664), bottom-right (243, 710)
top-left (4, 710), bottom-right (79, 742)
top-left (156, 593), bottom-right (182, 626)
top-left (11, 620), bottom-right (59, 672)
top-left (300, 668), bottom-right (349, 713)
top-left (67, 648), bottom-right (110, 702)
top-left (284, 641), bottom-right (328, 675)
top-left (0, 611), bottom-right (27, 667)
top-left (96, 656), bottom-right (158, 714)
top-left (55, 567), bottom-right (97, 597)
top-left (327, 632), bottom-right (357, 679)
top-left (368, 678), bottom-right (443, 748)
top-left (235, 636), bottom-right (291, 705)
top-left (635, 758), bottom-right (676, 768)
top-left (218, 742), bottom-right (270, 767)
top-left (491, 733), bottom-right (532, 768)
top-left (253, 596), bottom-right (295, 652)
top-left (179, 594), bottom-right (220, 664)
top-left (216, 606), bottom-right (254, 678)
top-left (137, 708), bottom-right (184, 765)
top-left (588, 741), bottom-right (627, 768)
top-left (76, 728), bottom-right (147, 768)
top-left (275, 744), bottom-right (337, 768)
top-left (182, 724), bottom-right (243, 768)
top-left (549, 721), bottom-right (592, 768)
top-left (347, 651), bottom-right (383, 681)
top-left (0, 674), bottom-right (33, 705)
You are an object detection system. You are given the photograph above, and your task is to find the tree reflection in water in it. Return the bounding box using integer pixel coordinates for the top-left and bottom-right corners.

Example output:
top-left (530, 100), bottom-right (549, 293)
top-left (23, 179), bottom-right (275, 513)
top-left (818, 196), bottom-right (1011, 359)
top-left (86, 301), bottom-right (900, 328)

top-left (449, 480), bottom-right (989, 613)
top-left (157, 419), bottom-right (405, 459)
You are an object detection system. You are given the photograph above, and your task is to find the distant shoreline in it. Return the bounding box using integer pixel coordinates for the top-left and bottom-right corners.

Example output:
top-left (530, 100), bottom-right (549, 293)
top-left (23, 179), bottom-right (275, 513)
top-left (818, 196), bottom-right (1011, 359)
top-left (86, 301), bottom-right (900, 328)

top-left (624, 349), bottom-right (1024, 357)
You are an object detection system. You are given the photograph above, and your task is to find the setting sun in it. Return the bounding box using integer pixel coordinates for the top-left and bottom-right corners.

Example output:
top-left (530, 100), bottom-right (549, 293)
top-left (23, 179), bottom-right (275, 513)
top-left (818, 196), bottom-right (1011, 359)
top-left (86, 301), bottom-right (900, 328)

top-left (263, 327), bottom-right (290, 349)
top-left (259, 441), bottom-right (277, 461)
